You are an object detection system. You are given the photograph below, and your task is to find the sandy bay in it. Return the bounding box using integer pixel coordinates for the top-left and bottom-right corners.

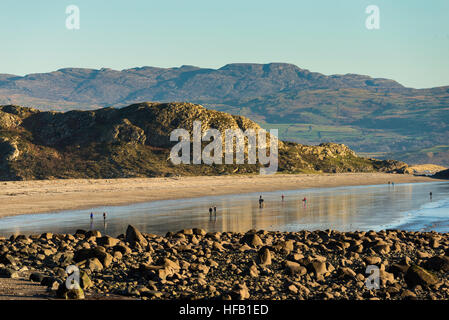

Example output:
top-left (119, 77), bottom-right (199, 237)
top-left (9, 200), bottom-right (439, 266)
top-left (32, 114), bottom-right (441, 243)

top-left (0, 173), bottom-right (437, 218)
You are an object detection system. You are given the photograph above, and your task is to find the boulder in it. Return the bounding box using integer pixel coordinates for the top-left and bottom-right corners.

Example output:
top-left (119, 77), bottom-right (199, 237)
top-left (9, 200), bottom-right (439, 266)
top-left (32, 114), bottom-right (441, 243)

top-left (192, 228), bottom-right (207, 236)
top-left (30, 272), bottom-right (45, 283)
top-left (257, 247), bottom-right (272, 266)
top-left (87, 257), bottom-right (104, 272)
top-left (248, 264), bottom-right (259, 277)
top-left (113, 244), bottom-right (132, 255)
top-left (274, 240), bottom-right (294, 253)
top-left (337, 267), bottom-right (356, 279)
top-left (85, 230), bottom-right (101, 238)
top-left (0, 267), bottom-right (19, 278)
top-left (41, 276), bottom-right (61, 289)
top-left (364, 256), bottom-right (382, 265)
top-left (40, 232), bottom-right (53, 240)
top-left (307, 260), bottom-right (327, 276)
top-left (96, 236), bottom-right (120, 247)
top-left (405, 265), bottom-right (438, 288)
top-left (424, 256), bottom-right (449, 272)
top-left (388, 264), bottom-right (409, 277)
top-left (73, 248), bottom-right (113, 268)
top-left (0, 254), bottom-right (16, 265)
top-left (230, 283), bottom-right (250, 300)
top-left (56, 285), bottom-right (85, 300)
top-left (285, 261), bottom-right (307, 276)
top-left (240, 232), bottom-right (263, 247)
top-left (125, 225), bottom-right (148, 247)
top-left (80, 272), bottom-right (93, 289)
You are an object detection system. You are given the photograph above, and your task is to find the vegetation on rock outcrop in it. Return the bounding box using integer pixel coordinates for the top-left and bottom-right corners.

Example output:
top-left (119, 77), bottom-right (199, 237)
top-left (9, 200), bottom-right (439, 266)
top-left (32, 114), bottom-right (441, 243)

top-left (0, 102), bottom-right (407, 180)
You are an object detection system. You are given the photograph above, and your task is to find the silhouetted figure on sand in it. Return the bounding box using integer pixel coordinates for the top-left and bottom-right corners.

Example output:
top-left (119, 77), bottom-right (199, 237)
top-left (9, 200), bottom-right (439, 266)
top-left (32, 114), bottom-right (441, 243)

top-left (430, 192), bottom-right (433, 201)
top-left (259, 195), bottom-right (264, 208)
top-left (213, 206), bottom-right (217, 215)
top-left (209, 207), bottom-right (213, 215)
top-left (90, 212), bottom-right (94, 220)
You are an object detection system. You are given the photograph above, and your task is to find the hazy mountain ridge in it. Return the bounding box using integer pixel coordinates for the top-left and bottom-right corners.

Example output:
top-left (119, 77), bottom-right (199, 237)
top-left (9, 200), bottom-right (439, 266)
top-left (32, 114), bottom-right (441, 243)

top-left (0, 63), bottom-right (411, 105)
top-left (0, 102), bottom-right (407, 181)
top-left (0, 63), bottom-right (447, 156)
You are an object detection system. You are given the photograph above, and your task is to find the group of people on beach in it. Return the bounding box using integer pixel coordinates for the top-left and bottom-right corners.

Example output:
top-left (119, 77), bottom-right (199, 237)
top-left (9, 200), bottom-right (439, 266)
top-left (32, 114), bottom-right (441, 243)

top-left (259, 194), bottom-right (307, 208)
top-left (208, 206), bottom-right (217, 215)
top-left (90, 212), bottom-right (107, 221)
top-left (388, 181), bottom-right (434, 201)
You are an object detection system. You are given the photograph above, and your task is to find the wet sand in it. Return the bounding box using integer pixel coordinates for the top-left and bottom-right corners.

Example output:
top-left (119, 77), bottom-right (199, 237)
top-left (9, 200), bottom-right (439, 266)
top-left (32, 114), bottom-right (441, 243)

top-left (0, 173), bottom-right (437, 218)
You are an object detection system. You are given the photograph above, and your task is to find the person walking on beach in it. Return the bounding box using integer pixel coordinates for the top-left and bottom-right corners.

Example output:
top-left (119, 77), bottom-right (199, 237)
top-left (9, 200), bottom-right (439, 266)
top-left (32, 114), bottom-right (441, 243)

top-left (430, 192), bottom-right (433, 201)
top-left (90, 212), bottom-right (94, 220)
top-left (103, 212), bottom-right (107, 221)
top-left (302, 197), bottom-right (307, 208)
top-left (281, 194), bottom-right (285, 201)
top-left (213, 206), bottom-right (217, 215)
top-left (259, 195), bottom-right (264, 208)
top-left (209, 207), bottom-right (213, 215)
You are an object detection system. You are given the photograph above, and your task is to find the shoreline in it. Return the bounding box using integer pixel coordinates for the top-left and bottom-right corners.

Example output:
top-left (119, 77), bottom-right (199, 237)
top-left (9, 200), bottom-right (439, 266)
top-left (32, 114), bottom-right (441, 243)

top-left (0, 173), bottom-right (439, 218)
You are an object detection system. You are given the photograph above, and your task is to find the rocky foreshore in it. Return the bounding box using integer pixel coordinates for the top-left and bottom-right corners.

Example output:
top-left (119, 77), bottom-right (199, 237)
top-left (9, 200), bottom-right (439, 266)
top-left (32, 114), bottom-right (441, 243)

top-left (1, 226), bottom-right (449, 300)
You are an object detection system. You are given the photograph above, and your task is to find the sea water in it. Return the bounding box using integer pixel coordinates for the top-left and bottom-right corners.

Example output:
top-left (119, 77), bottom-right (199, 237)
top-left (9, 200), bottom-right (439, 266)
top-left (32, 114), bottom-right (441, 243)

top-left (0, 181), bottom-right (448, 237)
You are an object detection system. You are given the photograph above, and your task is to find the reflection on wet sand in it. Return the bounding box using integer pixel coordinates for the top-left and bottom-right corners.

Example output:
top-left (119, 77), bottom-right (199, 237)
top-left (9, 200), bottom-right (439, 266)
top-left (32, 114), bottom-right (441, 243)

top-left (0, 182), bottom-right (447, 237)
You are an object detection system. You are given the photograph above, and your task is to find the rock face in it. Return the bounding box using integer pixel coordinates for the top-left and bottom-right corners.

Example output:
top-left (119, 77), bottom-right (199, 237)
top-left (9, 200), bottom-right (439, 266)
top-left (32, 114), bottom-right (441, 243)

top-left (434, 169), bottom-right (449, 179)
top-left (0, 103), bottom-right (406, 180)
top-left (0, 137), bottom-right (20, 161)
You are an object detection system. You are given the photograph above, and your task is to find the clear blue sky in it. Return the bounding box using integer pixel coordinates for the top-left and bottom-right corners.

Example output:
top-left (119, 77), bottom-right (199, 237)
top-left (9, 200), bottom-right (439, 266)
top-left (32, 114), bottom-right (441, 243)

top-left (0, 0), bottom-right (448, 88)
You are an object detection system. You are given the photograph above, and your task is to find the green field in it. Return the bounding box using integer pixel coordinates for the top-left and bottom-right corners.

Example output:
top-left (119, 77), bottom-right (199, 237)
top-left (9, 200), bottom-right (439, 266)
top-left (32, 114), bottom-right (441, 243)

top-left (384, 145), bottom-right (449, 167)
top-left (260, 122), bottom-right (408, 152)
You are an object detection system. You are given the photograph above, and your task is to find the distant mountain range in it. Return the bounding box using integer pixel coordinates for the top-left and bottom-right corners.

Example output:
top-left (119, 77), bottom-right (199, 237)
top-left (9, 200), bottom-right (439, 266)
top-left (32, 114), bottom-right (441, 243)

top-left (0, 63), bottom-right (448, 162)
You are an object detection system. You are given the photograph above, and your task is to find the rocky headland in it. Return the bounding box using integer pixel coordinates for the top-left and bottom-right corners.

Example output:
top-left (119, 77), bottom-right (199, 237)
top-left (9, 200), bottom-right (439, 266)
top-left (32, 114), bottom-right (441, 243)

top-left (0, 103), bottom-right (407, 180)
top-left (1, 225), bottom-right (449, 300)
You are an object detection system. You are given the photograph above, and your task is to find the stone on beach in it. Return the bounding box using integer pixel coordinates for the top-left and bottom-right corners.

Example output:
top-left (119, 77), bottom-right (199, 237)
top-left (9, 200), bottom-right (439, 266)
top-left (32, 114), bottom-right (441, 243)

top-left (1, 226), bottom-right (449, 300)
top-left (405, 265), bottom-right (438, 288)
top-left (125, 225), bottom-right (148, 247)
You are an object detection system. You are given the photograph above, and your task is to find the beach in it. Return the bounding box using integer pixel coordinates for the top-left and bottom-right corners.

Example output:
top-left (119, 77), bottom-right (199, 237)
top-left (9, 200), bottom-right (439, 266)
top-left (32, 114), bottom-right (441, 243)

top-left (0, 173), bottom-right (437, 218)
top-left (1, 226), bottom-right (449, 300)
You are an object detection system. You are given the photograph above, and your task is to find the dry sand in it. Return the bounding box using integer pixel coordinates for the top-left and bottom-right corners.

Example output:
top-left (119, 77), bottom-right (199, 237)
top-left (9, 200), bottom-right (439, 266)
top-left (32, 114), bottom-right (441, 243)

top-left (0, 173), bottom-right (438, 218)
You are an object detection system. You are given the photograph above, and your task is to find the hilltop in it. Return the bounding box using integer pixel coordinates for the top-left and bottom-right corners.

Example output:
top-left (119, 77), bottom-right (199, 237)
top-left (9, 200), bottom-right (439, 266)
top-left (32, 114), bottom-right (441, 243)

top-left (0, 102), bottom-right (406, 181)
top-left (0, 63), bottom-right (447, 156)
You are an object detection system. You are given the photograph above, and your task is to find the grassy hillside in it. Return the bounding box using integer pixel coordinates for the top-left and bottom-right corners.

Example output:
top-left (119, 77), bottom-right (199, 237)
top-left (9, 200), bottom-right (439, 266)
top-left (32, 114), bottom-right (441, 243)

top-left (0, 102), bottom-right (408, 181)
top-left (384, 145), bottom-right (449, 167)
